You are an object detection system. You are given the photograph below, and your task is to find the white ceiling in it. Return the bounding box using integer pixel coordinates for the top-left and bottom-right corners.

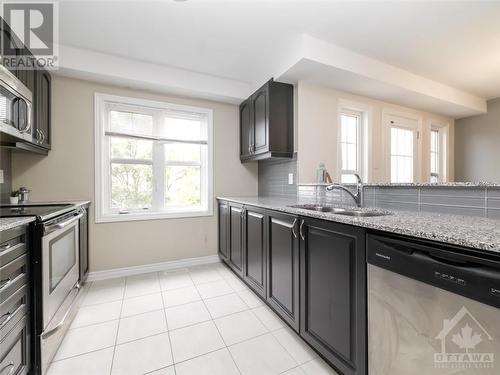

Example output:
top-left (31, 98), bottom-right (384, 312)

top-left (57, 0), bottom-right (500, 113)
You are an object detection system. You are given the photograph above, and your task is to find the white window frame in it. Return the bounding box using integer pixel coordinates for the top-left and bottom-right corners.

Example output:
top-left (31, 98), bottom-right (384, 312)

top-left (95, 93), bottom-right (213, 223)
top-left (337, 99), bottom-right (370, 182)
top-left (383, 110), bottom-right (423, 183)
top-left (428, 119), bottom-right (449, 183)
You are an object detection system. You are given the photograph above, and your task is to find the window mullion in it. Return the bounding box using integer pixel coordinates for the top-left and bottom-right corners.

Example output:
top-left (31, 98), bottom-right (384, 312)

top-left (152, 112), bottom-right (165, 211)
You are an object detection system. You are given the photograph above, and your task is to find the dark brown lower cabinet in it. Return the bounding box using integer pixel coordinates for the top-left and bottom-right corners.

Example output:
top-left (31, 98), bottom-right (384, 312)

top-left (299, 217), bottom-right (367, 375)
top-left (243, 206), bottom-right (266, 298)
top-left (266, 211), bottom-right (300, 331)
top-left (218, 201), bottom-right (229, 261)
top-left (228, 203), bottom-right (244, 276)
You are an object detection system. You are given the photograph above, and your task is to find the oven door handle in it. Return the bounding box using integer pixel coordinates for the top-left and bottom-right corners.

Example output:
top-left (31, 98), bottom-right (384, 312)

top-left (41, 281), bottom-right (81, 340)
top-left (45, 213), bottom-right (83, 234)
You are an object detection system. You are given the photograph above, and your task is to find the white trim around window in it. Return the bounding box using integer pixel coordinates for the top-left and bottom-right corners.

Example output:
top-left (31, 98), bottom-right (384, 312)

top-left (382, 110), bottom-right (423, 183)
top-left (336, 99), bottom-right (370, 182)
top-left (94, 93), bottom-right (214, 223)
top-left (428, 118), bottom-right (450, 183)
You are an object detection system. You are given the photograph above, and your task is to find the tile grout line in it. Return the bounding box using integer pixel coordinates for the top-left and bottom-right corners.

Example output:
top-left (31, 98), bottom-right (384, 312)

top-left (189, 266), bottom-right (244, 375)
top-left (52, 265), bottom-right (319, 374)
top-left (108, 277), bottom-right (127, 375)
top-left (158, 271), bottom-right (177, 375)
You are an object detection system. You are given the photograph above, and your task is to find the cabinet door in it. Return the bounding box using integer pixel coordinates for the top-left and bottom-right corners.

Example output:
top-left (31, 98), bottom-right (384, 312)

top-left (35, 68), bottom-right (51, 149)
top-left (299, 217), bottom-right (366, 375)
top-left (251, 86), bottom-right (269, 155)
top-left (240, 99), bottom-right (252, 160)
top-left (228, 203), bottom-right (244, 275)
top-left (218, 201), bottom-right (229, 261)
top-left (243, 206), bottom-right (266, 297)
top-left (267, 211), bottom-right (299, 331)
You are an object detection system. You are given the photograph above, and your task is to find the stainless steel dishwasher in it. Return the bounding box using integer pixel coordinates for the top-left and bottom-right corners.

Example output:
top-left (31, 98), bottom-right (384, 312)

top-left (367, 234), bottom-right (500, 375)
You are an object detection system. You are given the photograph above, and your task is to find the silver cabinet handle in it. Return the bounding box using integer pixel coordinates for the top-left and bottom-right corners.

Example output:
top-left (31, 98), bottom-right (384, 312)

top-left (291, 219), bottom-right (298, 238)
top-left (0, 362), bottom-right (15, 375)
top-left (40, 129), bottom-right (45, 144)
top-left (0, 243), bottom-right (12, 252)
top-left (41, 282), bottom-right (81, 339)
top-left (299, 219), bottom-right (305, 241)
top-left (0, 278), bottom-right (11, 290)
top-left (0, 312), bottom-right (12, 328)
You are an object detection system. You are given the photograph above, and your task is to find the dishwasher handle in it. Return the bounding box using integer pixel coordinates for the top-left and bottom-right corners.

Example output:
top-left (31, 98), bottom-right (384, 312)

top-left (367, 234), bottom-right (500, 309)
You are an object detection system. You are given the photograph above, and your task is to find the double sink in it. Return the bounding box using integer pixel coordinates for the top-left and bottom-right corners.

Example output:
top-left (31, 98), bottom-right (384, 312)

top-left (290, 204), bottom-right (390, 217)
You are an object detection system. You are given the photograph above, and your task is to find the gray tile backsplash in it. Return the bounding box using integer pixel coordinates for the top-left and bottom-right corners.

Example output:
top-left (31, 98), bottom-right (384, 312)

top-left (257, 158), bottom-right (500, 219)
top-left (258, 156), bottom-right (298, 198)
top-left (366, 186), bottom-right (500, 219)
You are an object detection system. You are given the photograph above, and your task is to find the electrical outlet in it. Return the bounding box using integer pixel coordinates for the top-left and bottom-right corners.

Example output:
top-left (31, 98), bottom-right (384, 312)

top-left (288, 173), bottom-right (294, 185)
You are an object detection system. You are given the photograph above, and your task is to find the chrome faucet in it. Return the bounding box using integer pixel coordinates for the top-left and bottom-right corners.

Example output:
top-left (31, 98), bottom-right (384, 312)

top-left (326, 174), bottom-right (363, 207)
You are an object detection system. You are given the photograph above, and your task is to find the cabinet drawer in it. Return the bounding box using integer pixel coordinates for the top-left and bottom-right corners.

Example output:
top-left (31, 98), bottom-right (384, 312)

top-left (0, 314), bottom-right (29, 375)
top-left (0, 254), bottom-right (28, 304)
top-left (0, 240), bottom-right (26, 268)
top-left (0, 285), bottom-right (28, 339)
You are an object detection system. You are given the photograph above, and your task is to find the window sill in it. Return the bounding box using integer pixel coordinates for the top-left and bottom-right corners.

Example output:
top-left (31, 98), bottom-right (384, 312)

top-left (95, 209), bottom-right (213, 223)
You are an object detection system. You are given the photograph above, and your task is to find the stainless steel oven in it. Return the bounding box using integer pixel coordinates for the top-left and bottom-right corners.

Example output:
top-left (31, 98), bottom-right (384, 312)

top-left (0, 65), bottom-right (32, 142)
top-left (37, 209), bottom-right (83, 374)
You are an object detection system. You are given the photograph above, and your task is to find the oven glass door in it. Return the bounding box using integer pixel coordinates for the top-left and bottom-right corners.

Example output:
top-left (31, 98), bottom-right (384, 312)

top-left (42, 220), bottom-right (79, 329)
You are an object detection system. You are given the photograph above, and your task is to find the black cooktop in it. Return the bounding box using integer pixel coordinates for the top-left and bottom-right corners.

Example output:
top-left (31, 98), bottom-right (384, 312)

top-left (0, 204), bottom-right (75, 221)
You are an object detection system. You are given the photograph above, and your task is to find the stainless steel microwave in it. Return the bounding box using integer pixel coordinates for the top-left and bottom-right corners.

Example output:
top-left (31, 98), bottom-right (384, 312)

top-left (0, 65), bottom-right (33, 143)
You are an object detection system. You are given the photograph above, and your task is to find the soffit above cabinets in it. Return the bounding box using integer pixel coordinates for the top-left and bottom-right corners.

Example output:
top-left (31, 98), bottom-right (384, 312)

top-left (54, 1), bottom-right (497, 116)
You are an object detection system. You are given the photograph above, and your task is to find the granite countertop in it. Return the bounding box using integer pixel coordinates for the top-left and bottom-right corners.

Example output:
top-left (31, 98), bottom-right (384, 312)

top-left (217, 196), bottom-right (500, 254)
top-left (0, 217), bottom-right (36, 232)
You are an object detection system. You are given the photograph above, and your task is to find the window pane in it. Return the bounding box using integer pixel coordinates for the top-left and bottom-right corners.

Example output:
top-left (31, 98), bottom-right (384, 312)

top-left (165, 166), bottom-right (201, 206)
top-left (164, 143), bottom-right (204, 163)
top-left (347, 143), bottom-right (357, 171)
top-left (341, 174), bottom-right (357, 184)
top-left (430, 129), bottom-right (439, 178)
top-left (111, 164), bottom-right (152, 209)
top-left (110, 137), bottom-right (152, 160)
top-left (340, 112), bottom-right (360, 175)
top-left (159, 115), bottom-right (207, 141)
top-left (109, 110), bottom-right (153, 135)
top-left (391, 127), bottom-right (414, 183)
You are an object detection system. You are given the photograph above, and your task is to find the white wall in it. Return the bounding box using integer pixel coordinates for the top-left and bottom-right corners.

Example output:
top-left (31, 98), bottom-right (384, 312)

top-left (455, 97), bottom-right (500, 182)
top-left (12, 76), bottom-right (258, 271)
top-left (296, 81), bottom-right (455, 184)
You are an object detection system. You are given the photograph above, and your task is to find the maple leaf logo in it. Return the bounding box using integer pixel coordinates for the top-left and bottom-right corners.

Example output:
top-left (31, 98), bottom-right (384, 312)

top-left (451, 324), bottom-right (483, 353)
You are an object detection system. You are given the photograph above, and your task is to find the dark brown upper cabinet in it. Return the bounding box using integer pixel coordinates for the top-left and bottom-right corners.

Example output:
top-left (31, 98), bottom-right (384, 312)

top-left (33, 68), bottom-right (51, 150)
top-left (240, 79), bottom-right (293, 162)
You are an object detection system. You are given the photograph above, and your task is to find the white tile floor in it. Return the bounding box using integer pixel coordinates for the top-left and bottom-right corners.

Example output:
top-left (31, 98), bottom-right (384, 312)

top-left (47, 262), bottom-right (338, 375)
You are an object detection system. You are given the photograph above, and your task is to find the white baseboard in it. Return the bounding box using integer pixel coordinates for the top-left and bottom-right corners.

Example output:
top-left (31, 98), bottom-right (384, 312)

top-left (87, 254), bottom-right (221, 282)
